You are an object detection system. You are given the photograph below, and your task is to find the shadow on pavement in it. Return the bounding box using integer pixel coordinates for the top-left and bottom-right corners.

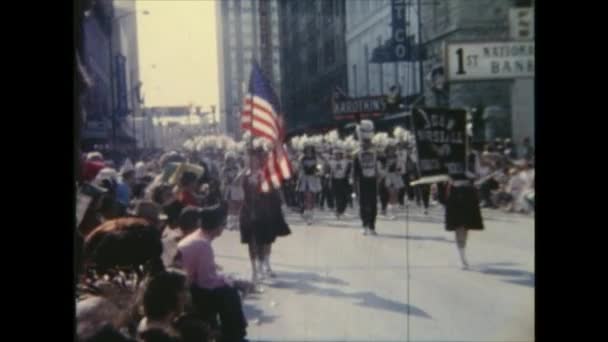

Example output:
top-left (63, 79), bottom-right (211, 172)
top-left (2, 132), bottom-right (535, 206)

top-left (269, 273), bottom-right (431, 319)
top-left (475, 267), bottom-right (535, 288)
top-left (394, 214), bottom-right (444, 224)
top-left (376, 233), bottom-right (455, 244)
top-left (242, 302), bottom-right (278, 326)
top-left (276, 270), bottom-right (350, 286)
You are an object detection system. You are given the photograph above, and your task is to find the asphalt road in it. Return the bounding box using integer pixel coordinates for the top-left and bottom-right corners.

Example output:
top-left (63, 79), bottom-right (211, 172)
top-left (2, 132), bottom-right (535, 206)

top-left (164, 203), bottom-right (534, 342)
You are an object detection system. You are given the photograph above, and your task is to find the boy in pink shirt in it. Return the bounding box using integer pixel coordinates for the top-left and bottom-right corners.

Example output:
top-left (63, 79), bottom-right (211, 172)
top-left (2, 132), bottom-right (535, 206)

top-left (174, 203), bottom-right (247, 341)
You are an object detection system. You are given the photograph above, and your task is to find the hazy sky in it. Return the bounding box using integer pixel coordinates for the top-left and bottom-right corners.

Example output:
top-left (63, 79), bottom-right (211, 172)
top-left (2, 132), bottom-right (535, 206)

top-left (135, 0), bottom-right (219, 116)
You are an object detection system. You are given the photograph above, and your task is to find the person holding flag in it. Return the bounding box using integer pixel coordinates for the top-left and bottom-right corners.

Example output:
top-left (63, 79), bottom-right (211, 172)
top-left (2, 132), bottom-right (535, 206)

top-left (239, 62), bottom-right (293, 284)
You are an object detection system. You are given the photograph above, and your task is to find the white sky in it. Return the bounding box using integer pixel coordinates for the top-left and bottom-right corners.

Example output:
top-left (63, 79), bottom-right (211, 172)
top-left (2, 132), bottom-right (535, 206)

top-left (134, 0), bottom-right (220, 120)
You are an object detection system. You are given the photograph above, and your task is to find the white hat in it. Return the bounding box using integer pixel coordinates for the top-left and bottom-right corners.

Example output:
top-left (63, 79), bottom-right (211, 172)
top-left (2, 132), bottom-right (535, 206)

top-left (94, 168), bottom-right (118, 185)
top-left (120, 158), bottom-right (135, 175)
top-left (135, 161), bottom-right (146, 179)
top-left (357, 120), bottom-right (375, 140)
top-left (372, 132), bottom-right (389, 148)
top-left (86, 152), bottom-right (103, 161)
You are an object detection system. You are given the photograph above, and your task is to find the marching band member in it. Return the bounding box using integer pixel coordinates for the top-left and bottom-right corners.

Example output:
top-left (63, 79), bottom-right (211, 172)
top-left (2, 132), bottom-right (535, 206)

top-left (393, 127), bottom-right (411, 208)
top-left (329, 140), bottom-right (351, 219)
top-left (353, 120), bottom-right (380, 236)
top-left (382, 138), bottom-right (405, 220)
top-left (222, 150), bottom-right (245, 231)
top-left (374, 133), bottom-right (390, 217)
top-left (296, 137), bottom-right (322, 225)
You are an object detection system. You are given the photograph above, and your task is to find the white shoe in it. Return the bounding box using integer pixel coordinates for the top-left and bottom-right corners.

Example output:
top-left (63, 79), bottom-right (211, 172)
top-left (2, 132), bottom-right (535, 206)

top-left (369, 230), bottom-right (378, 236)
top-left (362, 228), bottom-right (369, 236)
top-left (458, 248), bottom-right (469, 270)
top-left (257, 263), bottom-right (267, 280)
top-left (262, 261), bottom-right (276, 278)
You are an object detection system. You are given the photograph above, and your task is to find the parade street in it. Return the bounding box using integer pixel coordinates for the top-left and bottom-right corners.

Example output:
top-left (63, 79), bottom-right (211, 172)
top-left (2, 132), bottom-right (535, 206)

top-left (163, 204), bottom-right (534, 342)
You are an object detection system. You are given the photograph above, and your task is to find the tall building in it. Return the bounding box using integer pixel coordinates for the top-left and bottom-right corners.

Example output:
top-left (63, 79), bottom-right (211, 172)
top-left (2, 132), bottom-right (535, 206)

top-left (345, 0), bottom-right (421, 100)
top-left (216, 0), bottom-right (282, 138)
top-left (81, 0), bottom-right (114, 151)
top-left (114, 0), bottom-right (143, 148)
top-left (419, 0), bottom-right (535, 145)
top-left (277, 0), bottom-right (348, 133)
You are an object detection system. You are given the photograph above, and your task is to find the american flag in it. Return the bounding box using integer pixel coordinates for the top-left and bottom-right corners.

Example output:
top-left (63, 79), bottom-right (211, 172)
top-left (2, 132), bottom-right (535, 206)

top-left (241, 62), bottom-right (293, 192)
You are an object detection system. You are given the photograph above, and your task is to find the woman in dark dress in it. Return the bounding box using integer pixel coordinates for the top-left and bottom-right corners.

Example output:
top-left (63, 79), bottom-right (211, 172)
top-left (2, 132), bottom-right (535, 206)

top-left (240, 146), bottom-right (291, 284)
top-left (445, 149), bottom-right (484, 270)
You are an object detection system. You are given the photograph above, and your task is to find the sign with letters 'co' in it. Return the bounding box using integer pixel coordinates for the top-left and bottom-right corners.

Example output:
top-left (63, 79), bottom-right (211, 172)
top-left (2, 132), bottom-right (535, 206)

top-left (411, 107), bottom-right (467, 179)
top-left (391, 0), bottom-right (409, 60)
top-left (446, 41), bottom-right (534, 81)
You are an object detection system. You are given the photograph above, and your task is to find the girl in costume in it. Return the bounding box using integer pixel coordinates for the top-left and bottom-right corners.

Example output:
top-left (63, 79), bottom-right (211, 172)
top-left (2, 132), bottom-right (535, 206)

top-left (239, 138), bottom-right (291, 284)
top-left (445, 139), bottom-right (484, 269)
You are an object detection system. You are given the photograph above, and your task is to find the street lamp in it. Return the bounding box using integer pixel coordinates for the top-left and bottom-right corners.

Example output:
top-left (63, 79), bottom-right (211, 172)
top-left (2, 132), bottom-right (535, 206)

top-left (109, 9), bottom-right (150, 155)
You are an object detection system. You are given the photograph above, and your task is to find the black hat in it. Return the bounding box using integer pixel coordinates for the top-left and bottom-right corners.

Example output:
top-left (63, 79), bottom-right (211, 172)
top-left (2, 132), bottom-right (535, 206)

top-left (200, 202), bottom-right (228, 231)
top-left (178, 206), bottom-right (201, 231)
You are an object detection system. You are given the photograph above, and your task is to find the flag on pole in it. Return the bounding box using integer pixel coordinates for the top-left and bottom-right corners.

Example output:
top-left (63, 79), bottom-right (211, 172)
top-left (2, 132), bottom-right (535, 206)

top-left (241, 62), bottom-right (293, 192)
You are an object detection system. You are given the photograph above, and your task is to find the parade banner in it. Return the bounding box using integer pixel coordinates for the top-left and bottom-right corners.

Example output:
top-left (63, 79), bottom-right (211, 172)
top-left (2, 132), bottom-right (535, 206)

top-left (410, 107), bottom-right (467, 184)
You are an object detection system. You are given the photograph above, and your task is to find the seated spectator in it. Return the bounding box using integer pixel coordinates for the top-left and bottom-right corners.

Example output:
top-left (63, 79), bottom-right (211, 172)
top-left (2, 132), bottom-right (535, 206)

top-left (503, 138), bottom-right (518, 160)
top-left (161, 206), bottom-right (202, 267)
top-left (490, 167), bottom-right (513, 209)
top-left (174, 203), bottom-right (248, 342)
top-left (138, 269), bottom-right (208, 342)
top-left (512, 161), bottom-right (534, 214)
top-left (505, 167), bottom-right (527, 212)
top-left (84, 217), bottom-right (164, 276)
top-left (519, 137), bottom-right (535, 162)
top-left (81, 323), bottom-right (136, 342)
top-left (477, 158), bottom-right (499, 208)
top-left (129, 200), bottom-right (168, 232)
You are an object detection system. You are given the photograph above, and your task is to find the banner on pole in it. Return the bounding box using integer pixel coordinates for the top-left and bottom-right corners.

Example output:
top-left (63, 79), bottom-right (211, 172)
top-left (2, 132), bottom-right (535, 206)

top-left (411, 107), bottom-right (467, 181)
